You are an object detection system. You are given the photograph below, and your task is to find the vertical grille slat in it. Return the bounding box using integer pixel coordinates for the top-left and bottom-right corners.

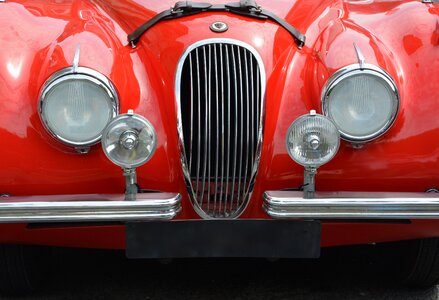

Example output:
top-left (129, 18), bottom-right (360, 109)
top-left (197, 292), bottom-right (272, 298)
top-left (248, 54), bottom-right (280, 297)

top-left (207, 45), bottom-right (212, 211)
top-left (224, 44), bottom-right (231, 214)
top-left (201, 47), bottom-right (208, 205)
top-left (236, 46), bottom-right (243, 207)
top-left (219, 44), bottom-right (225, 213)
top-left (213, 44), bottom-right (219, 211)
top-left (231, 45), bottom-right (240, 213)
top-left (248, 52), bottom-right (254, 196)
top-left (242, 50), bottom-right (250, 204)
top-left (189, 54), bottom-right (193, 173)
top-left (195, 48), bottom-right (201, 198)
top-left (178, 40), bottom-right (264, 218)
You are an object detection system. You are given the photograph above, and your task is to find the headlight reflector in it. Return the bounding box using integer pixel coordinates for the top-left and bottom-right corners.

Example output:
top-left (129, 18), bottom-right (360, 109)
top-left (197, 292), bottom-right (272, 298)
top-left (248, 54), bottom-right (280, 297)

top-left (101, 112), bottom-right (157, 169)
top-left (39, 67), bottom-right (118, 147)
top-left (322, 65), bottom-right (399, 142)
top-left (286, 111), bottom-right (340, 168)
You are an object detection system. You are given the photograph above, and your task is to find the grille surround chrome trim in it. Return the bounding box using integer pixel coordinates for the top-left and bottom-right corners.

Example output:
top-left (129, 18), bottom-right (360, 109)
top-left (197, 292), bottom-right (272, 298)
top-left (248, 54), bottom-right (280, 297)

top-left (175, 38), bottom-right (266, 219)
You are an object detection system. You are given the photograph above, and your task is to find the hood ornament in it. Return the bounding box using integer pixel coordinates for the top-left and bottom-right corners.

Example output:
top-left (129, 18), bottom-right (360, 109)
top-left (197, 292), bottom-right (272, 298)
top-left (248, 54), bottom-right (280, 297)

top-left (210, 21), bottom-right (228, 33)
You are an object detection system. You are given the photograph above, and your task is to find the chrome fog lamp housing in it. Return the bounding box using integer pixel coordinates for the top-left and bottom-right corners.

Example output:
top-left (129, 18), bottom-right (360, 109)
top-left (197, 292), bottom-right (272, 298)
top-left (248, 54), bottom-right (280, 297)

top-left (39, 67), bottom-right (119, 149)
top-left (101, 110), bottom-right (157, 200)
top-left (322, 64), bottom-right (399, 143)
top-left (101, 111), bottom-right (157, 169)
top-left (286, 111), bottom-right (340, 168)
top-left (286, 111), bottom-right (340, 198)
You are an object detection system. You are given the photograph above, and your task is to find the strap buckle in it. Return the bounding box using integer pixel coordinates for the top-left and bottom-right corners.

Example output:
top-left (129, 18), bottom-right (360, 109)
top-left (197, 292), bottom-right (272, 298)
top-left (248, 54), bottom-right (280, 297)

top-left (226, 0), bottom-right (262, 13)
top-left (171, 1), bottom-right (212, 14)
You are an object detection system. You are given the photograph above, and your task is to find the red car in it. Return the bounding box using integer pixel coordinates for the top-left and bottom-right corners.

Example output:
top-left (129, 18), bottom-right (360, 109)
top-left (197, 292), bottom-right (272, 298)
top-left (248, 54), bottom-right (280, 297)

top-left (1, 0), bottom-right (439, 294)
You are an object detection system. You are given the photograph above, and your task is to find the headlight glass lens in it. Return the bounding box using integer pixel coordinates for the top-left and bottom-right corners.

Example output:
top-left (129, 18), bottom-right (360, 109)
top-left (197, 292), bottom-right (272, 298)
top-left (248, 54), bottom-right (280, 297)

top-left (286, 113), bottom-right (340, 168)
top-left (323, 67), bottom-right (399, 142)
top-left (39, 69), bottom-right (118, 147)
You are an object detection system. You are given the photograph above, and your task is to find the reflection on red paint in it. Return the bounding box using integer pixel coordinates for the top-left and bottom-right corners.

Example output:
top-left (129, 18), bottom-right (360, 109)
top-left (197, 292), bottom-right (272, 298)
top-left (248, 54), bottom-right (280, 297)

top-left (403, 34), bottom-right (423, 55)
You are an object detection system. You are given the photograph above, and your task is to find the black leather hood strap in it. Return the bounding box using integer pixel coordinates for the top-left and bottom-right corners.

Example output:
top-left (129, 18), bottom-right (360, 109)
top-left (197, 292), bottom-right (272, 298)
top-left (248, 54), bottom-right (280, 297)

top-left (128, 0), bottom-right (306, 49)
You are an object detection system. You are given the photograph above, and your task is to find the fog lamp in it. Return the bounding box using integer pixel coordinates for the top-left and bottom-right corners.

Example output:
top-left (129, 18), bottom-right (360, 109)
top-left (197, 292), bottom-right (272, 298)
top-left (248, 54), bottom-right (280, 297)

top-left (101, 110), bottom-right (157, 200)
top-left (286, 111), bottom-right (340, 198)
top-left (102, 111), bottom-right (156, 169)
top-left (286, 111), bottom-right (340, 168)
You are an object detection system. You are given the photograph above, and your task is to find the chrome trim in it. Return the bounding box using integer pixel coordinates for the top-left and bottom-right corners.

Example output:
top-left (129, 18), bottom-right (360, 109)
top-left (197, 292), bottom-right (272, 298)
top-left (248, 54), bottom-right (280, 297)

top-left (353, 43), bottom-right (365, 69)
top-left (39, 66), bottom-right (119, 148)
top-left (214, 44), bottom-right (219, 211)
top-left (230, 44), bottom-right (238, 212)
top-left (285, 112), bottom-right (340, 169)
top-left (175, 38), bottom-right (266, 219)
top-left (72, 44), bottom-right (81, 73)
top-left (0, 193), bottom-right (181, 223)
top-left (189, 53), bottom-right (194, 173)
top-left (101, 113), bottom-right (157, 169)
top-left (242, 50), bottom-right (250, 205)
top-left (196, 48), bottom-right (201, 197)
top-left (264, 191), bottom-right (439, 219)
top-left (210, 21), bottom-right (229, 33)
top-left (201, 46), bottom-right (208, 206)
top-left (225, 44), bottom-right (231, 212)
top-left (321, 63), bottom-right (399, 143)
top-left (249, 53), bottom-right (254, 198)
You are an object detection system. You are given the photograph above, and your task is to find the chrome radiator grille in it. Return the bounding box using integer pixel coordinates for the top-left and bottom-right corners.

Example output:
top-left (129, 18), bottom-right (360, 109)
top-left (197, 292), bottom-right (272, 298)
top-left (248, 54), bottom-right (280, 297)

top-left (176, 39), bottom-right (265, 218)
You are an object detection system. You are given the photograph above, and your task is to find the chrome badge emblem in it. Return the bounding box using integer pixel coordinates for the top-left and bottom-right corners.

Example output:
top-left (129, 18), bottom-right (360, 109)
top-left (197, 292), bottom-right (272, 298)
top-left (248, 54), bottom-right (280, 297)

top-left (210, 21), bottom-right (228, 33)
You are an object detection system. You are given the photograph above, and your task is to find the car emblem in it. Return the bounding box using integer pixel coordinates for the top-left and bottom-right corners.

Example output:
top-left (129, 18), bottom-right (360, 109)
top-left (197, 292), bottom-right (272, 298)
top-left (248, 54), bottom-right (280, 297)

top-left (210, 21), bottom-right (228, 33)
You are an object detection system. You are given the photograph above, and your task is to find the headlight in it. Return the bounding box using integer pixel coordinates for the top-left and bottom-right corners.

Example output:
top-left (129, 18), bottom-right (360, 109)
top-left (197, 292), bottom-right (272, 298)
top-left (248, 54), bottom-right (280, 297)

top-left (286, 111), bottom-right (340, 168)
top-left (322, 64), bottom-right (399, 142)
top-left (101, 111), bottom-right (157, 169)
top-left (39, 67), bottom-right (119, 147)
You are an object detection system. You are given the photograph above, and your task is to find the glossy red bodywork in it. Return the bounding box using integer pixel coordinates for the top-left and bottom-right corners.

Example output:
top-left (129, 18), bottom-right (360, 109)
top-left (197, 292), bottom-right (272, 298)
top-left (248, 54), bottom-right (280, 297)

top-left (0, 0), bottom-right (439, 249)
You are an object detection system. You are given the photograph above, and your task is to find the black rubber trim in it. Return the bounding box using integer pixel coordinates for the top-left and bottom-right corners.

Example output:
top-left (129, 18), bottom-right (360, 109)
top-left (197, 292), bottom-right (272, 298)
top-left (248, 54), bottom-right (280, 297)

top-left (127, 0), bottom-right (305, 48)
top-left (126, 219), bottom-right (320, 258)
top-left (26, 221), bottom-right (122, 229)
top-left (322, 219), bottom-right (411, 224)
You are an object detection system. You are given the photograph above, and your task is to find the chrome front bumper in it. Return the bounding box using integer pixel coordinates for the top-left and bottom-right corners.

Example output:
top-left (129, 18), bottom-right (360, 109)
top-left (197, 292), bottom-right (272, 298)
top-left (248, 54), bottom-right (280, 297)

top-left (0, 193), bottom-right (181, 223)
top-left (264, 191), bottom-right (439, 219)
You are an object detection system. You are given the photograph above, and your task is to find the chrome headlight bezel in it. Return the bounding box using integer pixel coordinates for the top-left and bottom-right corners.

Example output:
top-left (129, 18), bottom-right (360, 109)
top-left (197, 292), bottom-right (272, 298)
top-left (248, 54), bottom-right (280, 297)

top-left (321, 63), bottom-right (400, 143)
top-left (38, 67), bottom-right (119, 147)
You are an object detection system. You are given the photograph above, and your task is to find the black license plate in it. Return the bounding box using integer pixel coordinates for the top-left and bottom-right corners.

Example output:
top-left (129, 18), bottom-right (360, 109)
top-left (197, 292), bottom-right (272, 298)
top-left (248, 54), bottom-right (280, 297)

top-left (126, 220), bottom-right (320, 259)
